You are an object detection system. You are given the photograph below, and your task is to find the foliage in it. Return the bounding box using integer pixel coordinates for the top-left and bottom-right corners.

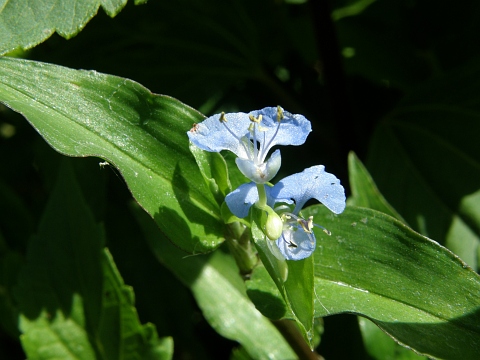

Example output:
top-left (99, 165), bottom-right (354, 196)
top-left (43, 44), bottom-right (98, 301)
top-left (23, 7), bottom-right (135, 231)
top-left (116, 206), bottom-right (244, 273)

top-left (1, 0), bottom-right (479, 359)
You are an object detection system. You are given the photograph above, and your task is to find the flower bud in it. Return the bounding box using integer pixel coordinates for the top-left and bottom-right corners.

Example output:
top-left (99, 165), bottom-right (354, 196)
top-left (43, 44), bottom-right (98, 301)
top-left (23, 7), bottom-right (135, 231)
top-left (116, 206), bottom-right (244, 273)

top-left (265, 212), bottom-right (283, 240)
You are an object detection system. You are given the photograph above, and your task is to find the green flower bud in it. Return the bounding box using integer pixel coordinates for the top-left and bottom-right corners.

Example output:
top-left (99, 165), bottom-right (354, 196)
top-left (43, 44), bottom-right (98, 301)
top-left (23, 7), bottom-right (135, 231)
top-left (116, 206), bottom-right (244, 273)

top-left (265, 212), bottom-right (283, 240)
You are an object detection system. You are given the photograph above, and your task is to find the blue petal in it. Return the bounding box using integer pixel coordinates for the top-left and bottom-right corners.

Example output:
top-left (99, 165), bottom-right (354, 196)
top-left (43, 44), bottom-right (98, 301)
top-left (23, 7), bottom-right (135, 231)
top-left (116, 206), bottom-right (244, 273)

top-left (225, 182), bottom-right (258, 218)
top-left (225, 183), bottom-right (276, 218)
top-left (249, 107), bottom-right (312, 152)
top-left (235, 149), bottom-right (281, 184)
top-left (275, 228), bottom-right (316, 260)
top-left (271, 165), bottom-right (346, 214)
top-left (187, 112), bottom-right (251, 158)
top-left (187, 107), bottom-right (312, 161)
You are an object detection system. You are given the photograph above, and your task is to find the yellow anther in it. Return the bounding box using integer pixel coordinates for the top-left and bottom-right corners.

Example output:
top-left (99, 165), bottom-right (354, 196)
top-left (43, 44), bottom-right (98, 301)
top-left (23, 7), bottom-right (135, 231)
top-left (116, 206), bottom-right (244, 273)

top-left (249, 114), bottom-right (262, 123)
top-left (219, 112), bottom-right (227, 122)
top-left (298, 216), bottom-right (314, 233)
top-left (276, 106), bottom-right (284, 122)
top-left (307, 216), bottom-right (314, 232)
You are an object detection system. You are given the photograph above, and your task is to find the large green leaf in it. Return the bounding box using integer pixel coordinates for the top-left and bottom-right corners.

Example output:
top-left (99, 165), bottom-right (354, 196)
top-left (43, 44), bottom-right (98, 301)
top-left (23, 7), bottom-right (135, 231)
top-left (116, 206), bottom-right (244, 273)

top-left (0, 0), bottom-right (146, 55)
top-left (0, 57), bottom-right (223, 253)
top-left (348, 152), bottom-right (425, 359)
top-left (306, 205), bottom-right (480, 360)
top-left (367, 60), bottom-right (480, 269)
top-left (132, 203), bottom-right (297, 360)
top-left (15, 160), bottom-right (171, 359)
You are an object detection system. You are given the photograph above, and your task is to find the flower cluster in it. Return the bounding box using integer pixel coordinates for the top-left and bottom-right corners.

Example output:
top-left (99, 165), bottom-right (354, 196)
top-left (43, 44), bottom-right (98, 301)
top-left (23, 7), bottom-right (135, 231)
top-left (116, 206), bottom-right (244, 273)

top-left (188, 106), bottom-right (346, 260)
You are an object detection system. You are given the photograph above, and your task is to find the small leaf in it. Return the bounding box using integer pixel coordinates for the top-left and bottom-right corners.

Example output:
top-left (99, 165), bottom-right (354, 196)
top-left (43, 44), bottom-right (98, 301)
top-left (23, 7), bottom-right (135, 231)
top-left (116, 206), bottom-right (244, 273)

top-left (305, 205), bottom-right (480, 360)
top-left (0, 57), bottom-right (224, 253)
top-left (359, 317), bottom-right (427, 360)
top-left (189, 142), bottom-right (232, 204)
top-left (347, 151), bottom-right (405, 222)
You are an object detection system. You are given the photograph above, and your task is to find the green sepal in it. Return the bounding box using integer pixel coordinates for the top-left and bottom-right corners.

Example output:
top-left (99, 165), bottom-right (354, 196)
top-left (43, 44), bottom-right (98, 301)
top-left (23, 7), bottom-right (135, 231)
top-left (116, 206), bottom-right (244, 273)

top-left (189, 142), bottom-right (232, 205)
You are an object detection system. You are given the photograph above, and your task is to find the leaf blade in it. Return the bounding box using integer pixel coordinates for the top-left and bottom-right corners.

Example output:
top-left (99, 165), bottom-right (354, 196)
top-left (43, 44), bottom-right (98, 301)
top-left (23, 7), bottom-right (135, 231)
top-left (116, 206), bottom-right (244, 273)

top-left (0, 0), bottom-right (130, 55)
top-left (305, 205), bottom-right (480, 360)
top-left (0, 57), bottom-right (224, 253)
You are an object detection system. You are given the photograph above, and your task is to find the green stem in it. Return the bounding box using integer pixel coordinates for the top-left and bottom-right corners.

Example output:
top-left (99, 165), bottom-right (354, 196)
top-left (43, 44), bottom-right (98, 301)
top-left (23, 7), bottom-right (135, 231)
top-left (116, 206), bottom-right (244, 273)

top-left (273, 319), bottom-right (323, 360)
top-left (256, 183), bottom-right (267, 208)
top-left (226, 222), bottom-right (257, 276)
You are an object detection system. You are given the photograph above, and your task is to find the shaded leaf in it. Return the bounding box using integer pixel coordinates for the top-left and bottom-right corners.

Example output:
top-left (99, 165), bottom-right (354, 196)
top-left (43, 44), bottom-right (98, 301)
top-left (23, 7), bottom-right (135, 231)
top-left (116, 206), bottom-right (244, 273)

top-left (15, 160), bottom-right (171, 359)
top-left (359, 317), bottom-right (427, 360)
top-left (367, 60), bottom-right (480, 269)
top-left (0, 57), bottom-right (224, 254)
top-left (246, 263), bottom-right (289, 320)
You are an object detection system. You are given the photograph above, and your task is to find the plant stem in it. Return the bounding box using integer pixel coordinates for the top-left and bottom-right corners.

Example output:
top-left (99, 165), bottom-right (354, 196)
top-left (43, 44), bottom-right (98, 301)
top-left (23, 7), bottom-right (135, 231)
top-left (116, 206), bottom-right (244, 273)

top-left (273, 319), bottom-right (324, 360)
top-left (256, 183), bottom-right (267, 208)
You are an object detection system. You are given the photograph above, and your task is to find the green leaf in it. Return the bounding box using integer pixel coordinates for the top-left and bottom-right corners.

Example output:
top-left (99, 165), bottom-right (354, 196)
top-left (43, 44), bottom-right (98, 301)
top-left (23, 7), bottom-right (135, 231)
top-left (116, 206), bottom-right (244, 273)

top-left (250, 207), bottom-right (314, 348)
top-left (0, 237), bottom-right (23, 338)
top-left (0, 0), bottom-right (132, 55)
top-left (189, 142), bottom-right (231, 204)
top-left (348, 151), bottom-right (406, 222)
top-left (246, 263), bottom-right (289, 320)
top-left (367, 61), bottom-right (480, 269)
top-left (14, 160), bottom-right (171, 359)
top-left (348, 152), bottom-right (422, 359)
top-left (304, 205), bottom-right (480, 360)
top-left (359, 317), bottom-right (427, 360)
top-left (0, 57), bottom-right (224, 253)
top-left (101, 249), bottom-right (174, 360)
top-left (332, 0), bottom-right (378, 21)
top-left (132, 203), bottom-right (296, 360)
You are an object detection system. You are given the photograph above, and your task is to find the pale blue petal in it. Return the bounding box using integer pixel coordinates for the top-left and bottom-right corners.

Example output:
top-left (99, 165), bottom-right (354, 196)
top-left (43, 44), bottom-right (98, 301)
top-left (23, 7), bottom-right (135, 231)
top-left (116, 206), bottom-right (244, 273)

top-left (187, 112), bottom-right (251, 158)
top-left (250, 107), bottom-right (312, 155)
top-left (225, 182), bottom-right (259, 218)
top-left (235, 149), bottom-right (281, 183)
top-left (225, 183), bottom-right (275, 218)
top-left (272, 165), bottom-right (346, 214)
top-left (275, 228), bottom-right (316, 260)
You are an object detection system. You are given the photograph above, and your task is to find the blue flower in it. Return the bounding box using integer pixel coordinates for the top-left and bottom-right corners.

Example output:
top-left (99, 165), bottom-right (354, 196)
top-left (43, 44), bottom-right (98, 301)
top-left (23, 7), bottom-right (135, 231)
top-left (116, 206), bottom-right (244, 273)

top-left (225, 166), bottom-right (346, 260)
top-left (187, 106), bottom-right (311, 183)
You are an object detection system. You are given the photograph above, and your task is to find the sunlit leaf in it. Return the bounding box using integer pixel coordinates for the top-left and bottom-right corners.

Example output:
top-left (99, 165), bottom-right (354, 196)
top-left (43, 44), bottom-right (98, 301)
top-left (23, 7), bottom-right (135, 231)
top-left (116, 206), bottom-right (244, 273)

top-left (0, 57), bottom-right (224, 254)
top-left (305, 205), bottom-right (480, 360)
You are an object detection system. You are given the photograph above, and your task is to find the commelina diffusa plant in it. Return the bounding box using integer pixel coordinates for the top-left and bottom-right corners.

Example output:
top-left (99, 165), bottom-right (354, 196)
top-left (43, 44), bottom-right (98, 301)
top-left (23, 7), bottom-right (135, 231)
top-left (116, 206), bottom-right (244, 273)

top-left (188, 106), bottom-right (346, 262)
top-left (1, 1), bottom-right (480, 359)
